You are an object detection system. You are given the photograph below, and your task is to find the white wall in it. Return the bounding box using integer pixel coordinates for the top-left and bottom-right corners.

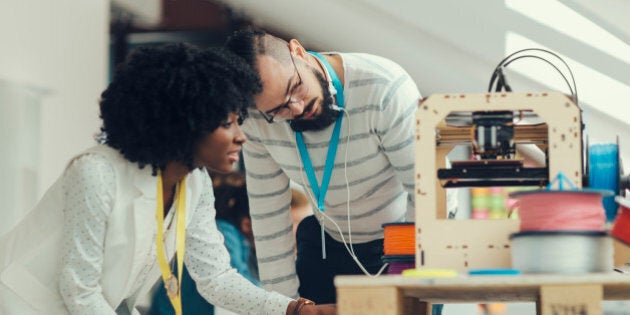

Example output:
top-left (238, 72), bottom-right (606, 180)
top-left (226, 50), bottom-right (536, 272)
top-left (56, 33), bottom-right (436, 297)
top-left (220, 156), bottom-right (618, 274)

top-left (0, 0), bottom-right (109, 234)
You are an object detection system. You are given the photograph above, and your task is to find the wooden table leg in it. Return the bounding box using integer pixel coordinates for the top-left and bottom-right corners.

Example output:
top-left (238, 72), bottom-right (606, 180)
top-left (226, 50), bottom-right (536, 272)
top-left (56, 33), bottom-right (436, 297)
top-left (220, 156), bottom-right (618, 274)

top-left (614, 238), bottom-right (630, 267)
top-left (538, 284), bottom-right (603, 315)
top-left (338, 286), bottom-right (409, 315)
top-left (404, 297), bottom-right (431, 315)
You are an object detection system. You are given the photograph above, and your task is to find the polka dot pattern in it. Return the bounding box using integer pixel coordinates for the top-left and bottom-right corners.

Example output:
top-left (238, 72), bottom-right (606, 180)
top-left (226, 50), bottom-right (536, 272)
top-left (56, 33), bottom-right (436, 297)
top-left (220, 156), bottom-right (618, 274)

top-left (58, 153), bottom-right (118, 314)
top-left (185, 171), bottom-right (293, 314)
top-left (55, 152), bottom-right (292, 314)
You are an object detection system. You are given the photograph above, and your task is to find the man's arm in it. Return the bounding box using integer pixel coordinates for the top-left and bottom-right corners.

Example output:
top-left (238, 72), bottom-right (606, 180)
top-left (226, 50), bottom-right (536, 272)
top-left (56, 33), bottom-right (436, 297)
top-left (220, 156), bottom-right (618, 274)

top-left (376, 70), bottom-right (458, 219)
top-left (241, 129), bottom-right (299, 298)
top-left (375, 71), bottom-right (422, 220)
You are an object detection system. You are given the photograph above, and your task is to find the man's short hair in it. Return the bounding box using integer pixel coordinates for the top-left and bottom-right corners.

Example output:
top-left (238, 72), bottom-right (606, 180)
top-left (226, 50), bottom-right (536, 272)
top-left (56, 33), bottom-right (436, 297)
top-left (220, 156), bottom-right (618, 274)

top-left (226, 29), bottom-right (292, 69)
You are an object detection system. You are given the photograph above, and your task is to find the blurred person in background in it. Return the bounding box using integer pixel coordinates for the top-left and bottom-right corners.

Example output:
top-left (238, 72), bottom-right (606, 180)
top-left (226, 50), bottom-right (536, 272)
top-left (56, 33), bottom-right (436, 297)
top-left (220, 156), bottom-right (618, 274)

top-left (211, 171), bottom-right (260, 283)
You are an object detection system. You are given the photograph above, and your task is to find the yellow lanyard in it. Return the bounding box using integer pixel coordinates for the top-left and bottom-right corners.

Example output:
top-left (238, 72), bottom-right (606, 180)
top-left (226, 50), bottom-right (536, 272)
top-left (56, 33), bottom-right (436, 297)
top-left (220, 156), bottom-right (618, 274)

top-left (156, 171), bottom-right (187, 315)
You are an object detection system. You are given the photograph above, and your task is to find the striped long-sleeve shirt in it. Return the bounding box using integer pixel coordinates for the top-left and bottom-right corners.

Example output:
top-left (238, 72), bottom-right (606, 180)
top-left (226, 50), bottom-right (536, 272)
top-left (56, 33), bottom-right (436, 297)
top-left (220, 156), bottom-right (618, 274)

top-left (242, 53), bottom-right (420, 298)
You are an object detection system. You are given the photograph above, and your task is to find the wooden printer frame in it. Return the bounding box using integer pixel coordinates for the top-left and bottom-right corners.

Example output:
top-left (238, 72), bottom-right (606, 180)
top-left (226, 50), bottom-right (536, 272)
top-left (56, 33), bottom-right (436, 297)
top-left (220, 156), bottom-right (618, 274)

top-left (414, 91), bottom-right (583, 271)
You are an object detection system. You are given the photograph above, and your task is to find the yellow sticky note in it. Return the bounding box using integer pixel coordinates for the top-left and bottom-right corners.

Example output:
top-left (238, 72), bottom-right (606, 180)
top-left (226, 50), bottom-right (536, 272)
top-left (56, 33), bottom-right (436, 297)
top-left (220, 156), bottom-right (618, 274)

top-left (401, 269), bottom-right (458, 278)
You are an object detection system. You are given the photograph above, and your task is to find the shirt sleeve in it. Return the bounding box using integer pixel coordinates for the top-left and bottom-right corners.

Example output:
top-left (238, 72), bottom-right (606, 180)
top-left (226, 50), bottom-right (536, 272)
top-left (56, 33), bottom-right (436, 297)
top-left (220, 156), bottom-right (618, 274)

top-left (185, 170), bottom-right (293, 315)
top-left (375, 70), bottom-right (422, 221)
top-left (58, 154), bottom-right (117, 315)
top-left (375, 70), bottom-right (458, 219)
top-left (240, 123), bottom-right (299, 299)
top-left (216, 220), bottom-right (260, 286)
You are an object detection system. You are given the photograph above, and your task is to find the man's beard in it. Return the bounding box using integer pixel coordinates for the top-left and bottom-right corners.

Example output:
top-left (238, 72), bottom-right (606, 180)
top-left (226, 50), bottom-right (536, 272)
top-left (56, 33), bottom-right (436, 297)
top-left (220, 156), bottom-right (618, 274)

top-left (289, 69), bottom-right (340, 132)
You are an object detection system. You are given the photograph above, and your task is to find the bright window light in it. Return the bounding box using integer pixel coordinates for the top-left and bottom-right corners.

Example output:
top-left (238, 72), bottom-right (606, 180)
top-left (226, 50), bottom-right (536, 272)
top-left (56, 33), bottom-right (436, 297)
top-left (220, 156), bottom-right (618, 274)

top-left (504, 0), bottom-right (630, 123)
top-left (504, 32), bottom-right (630, 123)
top-left (505, 0), bottom-right (630, 62)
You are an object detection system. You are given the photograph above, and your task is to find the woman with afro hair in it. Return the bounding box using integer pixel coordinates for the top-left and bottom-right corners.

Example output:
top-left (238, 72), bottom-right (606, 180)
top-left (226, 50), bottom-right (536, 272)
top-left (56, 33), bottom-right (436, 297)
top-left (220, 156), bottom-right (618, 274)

top-left (0, 43), bottom-right (335, 315)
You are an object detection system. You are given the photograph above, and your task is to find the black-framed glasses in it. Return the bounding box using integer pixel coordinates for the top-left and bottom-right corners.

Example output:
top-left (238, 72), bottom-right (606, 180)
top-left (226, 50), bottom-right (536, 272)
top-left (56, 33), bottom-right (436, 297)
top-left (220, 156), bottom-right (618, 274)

top-left (259, 50), bottom-right (303, 123)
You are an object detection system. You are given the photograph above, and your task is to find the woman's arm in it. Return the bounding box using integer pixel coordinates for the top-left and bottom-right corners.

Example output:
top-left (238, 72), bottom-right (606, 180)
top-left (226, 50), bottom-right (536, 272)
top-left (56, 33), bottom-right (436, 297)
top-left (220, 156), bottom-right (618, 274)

top-left (58, 154), bottom-right (117, 314)
top-left (185, 170), bottom-right (294, 314)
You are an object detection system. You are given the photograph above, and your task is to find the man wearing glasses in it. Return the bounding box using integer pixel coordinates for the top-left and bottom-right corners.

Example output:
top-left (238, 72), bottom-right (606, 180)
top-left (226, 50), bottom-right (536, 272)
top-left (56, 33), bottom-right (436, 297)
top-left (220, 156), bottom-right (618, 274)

top-left (226, 30), bottom-right (448, 314)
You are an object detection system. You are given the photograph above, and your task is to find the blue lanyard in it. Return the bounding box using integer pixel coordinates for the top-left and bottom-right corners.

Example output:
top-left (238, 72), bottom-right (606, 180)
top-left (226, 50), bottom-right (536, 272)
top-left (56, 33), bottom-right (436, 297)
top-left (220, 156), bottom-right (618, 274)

top-left (295, 52), bottom-right (344, 212)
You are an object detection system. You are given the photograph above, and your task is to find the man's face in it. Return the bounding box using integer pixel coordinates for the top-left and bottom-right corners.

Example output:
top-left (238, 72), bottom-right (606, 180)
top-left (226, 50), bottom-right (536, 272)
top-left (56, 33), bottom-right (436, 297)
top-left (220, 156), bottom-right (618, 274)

top-left (254, 54), bottom-right (338, 132)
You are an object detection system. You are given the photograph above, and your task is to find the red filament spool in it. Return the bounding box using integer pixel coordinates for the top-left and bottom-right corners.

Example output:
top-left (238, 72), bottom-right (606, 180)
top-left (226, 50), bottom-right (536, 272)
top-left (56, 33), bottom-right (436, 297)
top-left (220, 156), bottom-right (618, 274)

top-left (509, 190), bottom-right (610, 232)
top-left (612, 197), bottom-right (630, 245)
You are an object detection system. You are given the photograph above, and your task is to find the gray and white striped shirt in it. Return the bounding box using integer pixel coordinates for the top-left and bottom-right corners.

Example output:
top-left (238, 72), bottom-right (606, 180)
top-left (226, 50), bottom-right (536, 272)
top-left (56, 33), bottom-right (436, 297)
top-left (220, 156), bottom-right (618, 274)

top-left (242, 53), bottom-right (420, 298)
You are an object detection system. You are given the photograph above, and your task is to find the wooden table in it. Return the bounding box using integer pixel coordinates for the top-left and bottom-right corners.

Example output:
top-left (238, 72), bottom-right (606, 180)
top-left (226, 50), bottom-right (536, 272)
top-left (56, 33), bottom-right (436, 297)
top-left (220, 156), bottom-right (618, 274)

top-left (335, 273), bottom-right (630, 315)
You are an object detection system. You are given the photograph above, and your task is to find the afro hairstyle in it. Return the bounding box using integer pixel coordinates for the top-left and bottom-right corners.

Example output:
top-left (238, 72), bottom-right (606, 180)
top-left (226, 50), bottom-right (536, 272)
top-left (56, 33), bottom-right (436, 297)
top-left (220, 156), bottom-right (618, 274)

top-left (99, 43), bottom-right (261, 173)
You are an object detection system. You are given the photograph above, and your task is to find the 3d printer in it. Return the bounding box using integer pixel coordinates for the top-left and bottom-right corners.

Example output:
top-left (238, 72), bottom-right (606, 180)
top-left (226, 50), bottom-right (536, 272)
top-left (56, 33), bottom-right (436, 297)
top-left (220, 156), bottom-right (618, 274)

top-left (415, 91), bottom-right (583, 271)
top-left (413, 48), bottom-right (629, 271)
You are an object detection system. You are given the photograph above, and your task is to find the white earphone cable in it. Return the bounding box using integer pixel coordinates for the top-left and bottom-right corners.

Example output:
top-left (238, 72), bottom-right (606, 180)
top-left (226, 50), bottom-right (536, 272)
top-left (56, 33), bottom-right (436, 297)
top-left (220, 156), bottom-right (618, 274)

top-left (293, 108), bottom-right (388, 277)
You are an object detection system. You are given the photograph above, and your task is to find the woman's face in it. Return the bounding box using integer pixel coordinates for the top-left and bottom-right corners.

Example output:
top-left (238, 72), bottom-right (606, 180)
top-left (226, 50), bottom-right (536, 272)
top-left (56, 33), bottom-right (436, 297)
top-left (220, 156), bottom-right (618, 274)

top-left (195, 113), bottom-right (246, 173)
